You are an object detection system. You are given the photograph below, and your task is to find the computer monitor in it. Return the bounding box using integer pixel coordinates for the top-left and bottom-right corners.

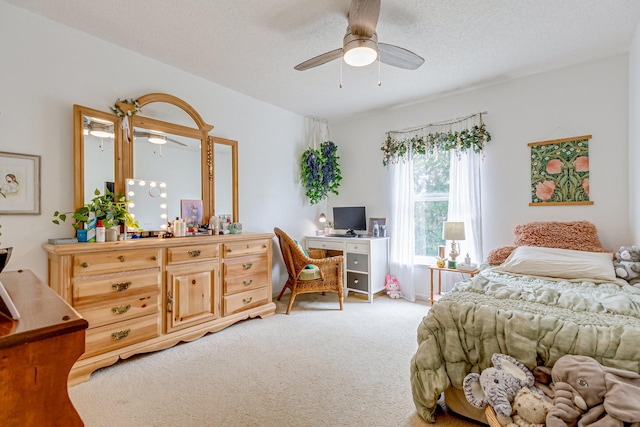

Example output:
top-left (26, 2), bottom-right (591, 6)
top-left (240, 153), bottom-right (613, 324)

top-left (332, 206), bottom-right (366, 235)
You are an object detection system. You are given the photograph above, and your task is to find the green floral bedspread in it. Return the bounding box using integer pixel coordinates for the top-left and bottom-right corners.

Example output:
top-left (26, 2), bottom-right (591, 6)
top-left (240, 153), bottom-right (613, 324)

top-left (409, 269), bottom-right (640, 423)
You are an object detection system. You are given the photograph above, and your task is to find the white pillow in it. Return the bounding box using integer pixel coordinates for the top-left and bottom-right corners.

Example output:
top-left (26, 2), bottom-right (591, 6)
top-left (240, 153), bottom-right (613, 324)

top-left (493, 246), bottom-right (616, 283)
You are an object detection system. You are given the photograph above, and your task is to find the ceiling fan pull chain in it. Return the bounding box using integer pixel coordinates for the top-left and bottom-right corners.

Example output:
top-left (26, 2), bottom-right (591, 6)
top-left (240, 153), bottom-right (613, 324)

top-left (339, 59), bottom-right (343, 88)
top-left (378, 56), bottom-right (382, 86)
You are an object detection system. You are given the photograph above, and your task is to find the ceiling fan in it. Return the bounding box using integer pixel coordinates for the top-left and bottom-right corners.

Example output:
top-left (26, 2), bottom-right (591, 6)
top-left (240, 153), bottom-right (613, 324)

top-left (132, 130), bottom-right (188, 147)
top-left (83, 117), bottom-right (186, 147)
top-left (294, 0), bottom-right (424, 71)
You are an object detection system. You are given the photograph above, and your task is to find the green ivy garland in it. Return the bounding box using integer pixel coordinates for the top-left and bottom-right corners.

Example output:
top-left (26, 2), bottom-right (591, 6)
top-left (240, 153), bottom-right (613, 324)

top-left (301, 141), bottom-right (342, 205)
top-left (381, 123), bottom-right (491, 166)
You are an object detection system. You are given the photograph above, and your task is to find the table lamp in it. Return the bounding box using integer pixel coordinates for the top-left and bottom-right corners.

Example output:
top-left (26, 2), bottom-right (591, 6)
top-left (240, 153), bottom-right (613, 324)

top-left (442, 221), bottom-right (465, 269)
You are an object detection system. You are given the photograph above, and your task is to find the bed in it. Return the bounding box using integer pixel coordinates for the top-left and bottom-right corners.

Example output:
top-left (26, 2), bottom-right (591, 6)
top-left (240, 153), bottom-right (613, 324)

top-left (409, 221), bottom-right (640, 423)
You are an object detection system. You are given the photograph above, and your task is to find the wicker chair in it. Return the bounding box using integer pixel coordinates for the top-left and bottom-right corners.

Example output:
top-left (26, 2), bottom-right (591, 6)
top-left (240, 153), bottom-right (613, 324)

top-left (274, 227), bottom-right (344, 315)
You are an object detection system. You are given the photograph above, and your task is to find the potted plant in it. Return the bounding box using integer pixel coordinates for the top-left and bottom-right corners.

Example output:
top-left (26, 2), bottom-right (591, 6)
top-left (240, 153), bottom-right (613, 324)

top-left (53, 188), bottom-right (139, 232)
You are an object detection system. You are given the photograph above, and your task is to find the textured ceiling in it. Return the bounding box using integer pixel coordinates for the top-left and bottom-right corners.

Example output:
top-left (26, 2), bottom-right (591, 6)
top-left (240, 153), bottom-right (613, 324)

top-left (5, 0), bottom-right (640, 122)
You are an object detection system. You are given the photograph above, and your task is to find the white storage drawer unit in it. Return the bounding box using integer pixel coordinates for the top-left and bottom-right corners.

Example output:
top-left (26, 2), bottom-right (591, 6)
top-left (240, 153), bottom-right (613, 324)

top-left (306, 236), bottom-right (389, 302)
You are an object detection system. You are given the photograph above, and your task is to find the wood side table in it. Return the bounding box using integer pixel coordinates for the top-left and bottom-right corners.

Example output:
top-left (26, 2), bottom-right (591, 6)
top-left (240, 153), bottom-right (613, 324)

top-left (428, 265), bottom-right (479, 305)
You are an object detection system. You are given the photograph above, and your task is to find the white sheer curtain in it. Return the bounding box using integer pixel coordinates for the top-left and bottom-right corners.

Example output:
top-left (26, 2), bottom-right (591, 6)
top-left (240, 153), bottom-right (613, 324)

top-left (440, 149), bottom-right (483, 293)
top-left (447, 149), bottom-right (483, 264)
top-left (389, 157), bottom-right (416, 302)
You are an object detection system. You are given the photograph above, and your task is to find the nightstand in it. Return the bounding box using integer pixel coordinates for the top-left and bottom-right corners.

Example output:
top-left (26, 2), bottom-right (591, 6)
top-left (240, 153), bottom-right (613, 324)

top-left (428, 265), bottom-right (479, 305)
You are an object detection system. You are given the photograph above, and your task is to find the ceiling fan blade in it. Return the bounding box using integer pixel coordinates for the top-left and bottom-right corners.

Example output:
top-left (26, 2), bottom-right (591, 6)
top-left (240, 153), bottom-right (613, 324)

top-left (348, 0), bottom-right (380, 37)
top-left (294, 48), bottom-right (343, 71)
top-left (378, 43), bottom-right (425, 70)
top-left (167, 137), bottom-right (187, 147)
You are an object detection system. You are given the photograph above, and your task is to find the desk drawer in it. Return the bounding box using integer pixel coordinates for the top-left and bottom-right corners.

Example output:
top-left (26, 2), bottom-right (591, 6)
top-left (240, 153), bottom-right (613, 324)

top-left (223, 239), bottom-right (269, 258)
top-left (346, 253), bottom-right (368, 273)
top-left (346, 242), bottom-right (369, 253)
top-left (82, 313), bottom-right (160, 359)
top-left (167, 244), bottom-right (219, 264)
top-left (224, 287), bottom-right (269, 316)
top-left (346, 272), bottom-right (368, 292)
top-left (73, 249), bottom-right (161, 276)
top-left (72, 270), bottom-right (160, 305)
top-left (306, 239), bottom-right (343, 251)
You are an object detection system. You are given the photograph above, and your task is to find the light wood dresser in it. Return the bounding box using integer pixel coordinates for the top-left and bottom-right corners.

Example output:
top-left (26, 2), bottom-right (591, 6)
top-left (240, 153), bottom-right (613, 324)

top-left (43, 232), bottom-right (275, 385)
top-left (0, 269), bottom-right (88, 426)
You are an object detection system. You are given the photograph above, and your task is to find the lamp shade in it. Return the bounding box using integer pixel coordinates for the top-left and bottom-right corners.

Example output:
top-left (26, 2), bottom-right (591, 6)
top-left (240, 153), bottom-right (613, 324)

top-left (442, 221), bottom-right (465, 241)
top-left (319, 213), bottom-right (327, 223)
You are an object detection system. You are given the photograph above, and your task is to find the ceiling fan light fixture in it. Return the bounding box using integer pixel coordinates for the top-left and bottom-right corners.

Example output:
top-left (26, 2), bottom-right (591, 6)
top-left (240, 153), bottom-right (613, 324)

top-left (343, 33), bottom-right (378, 67)
top-left (88, 122), bottom-right (114, 138)
top-left (148, 134), bottom-right (167, 145)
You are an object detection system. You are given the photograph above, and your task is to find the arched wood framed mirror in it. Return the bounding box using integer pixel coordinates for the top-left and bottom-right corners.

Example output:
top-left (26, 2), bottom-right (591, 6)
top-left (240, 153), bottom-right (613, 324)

top-left (73, 93), bottom-right (239, 231)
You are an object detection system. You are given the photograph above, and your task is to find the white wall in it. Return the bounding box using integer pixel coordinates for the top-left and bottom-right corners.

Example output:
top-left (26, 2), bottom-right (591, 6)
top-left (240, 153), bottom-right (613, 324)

top-left (331, 55), bottom-right (630, 299)
top-left (0, 2), bottom-right (319, 285)
top-left (630, 22), bottom-right (640, 243)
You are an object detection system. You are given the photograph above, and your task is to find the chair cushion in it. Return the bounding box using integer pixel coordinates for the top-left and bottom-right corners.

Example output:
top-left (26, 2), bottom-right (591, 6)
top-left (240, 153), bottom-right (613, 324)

top-left (294, 239), bottom-right (314, 269)
top-left (299, 265), bottom-right (321, 281)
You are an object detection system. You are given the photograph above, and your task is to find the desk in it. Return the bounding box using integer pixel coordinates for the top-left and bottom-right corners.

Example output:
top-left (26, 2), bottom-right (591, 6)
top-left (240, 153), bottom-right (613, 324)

top-left (0, 270), bottom-right (88, 426)
top-left (428, 265), bottom-right (479, 305)
top-left (306, 236), bottom-right (389, 302)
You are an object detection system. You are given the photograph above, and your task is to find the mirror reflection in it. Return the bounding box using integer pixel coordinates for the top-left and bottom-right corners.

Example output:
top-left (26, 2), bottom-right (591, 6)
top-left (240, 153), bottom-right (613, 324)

top-left (126, 178), bottom-right (168, 231)
top-left (214, 143), bottom-right (232, 217)
top-left (133, 126), bottom-right (201, 223)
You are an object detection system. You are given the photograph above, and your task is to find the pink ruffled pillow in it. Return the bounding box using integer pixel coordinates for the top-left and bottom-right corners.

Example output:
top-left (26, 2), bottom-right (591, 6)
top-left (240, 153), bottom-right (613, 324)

top-left (486, 221), bottom-right (610, 265)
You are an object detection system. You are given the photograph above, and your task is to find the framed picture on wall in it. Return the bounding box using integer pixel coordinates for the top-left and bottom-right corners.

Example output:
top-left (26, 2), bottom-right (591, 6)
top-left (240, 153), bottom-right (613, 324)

top-left (0, 151), bottom-right (41, 214)
top-left (368, 217), bottom-right (386, 237)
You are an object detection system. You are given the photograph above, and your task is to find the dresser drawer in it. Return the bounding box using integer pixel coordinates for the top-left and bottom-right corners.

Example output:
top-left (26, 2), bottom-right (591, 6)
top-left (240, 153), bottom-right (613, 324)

top-left (81, 313), bottom-right (160, 359)
top-left (76, 290), bottom-right (160, 329)
top-left (346, 242), bottom-right (369, 253)
top-left (223, 255), bottom-right (269, 293)
top-left (167, 244), bottom-right (219, 264)
top-left (306, 238), bottom-right (343, 251)
top-left (73, 248), bottom-right (161, 276)
top-left (222, 239), bottom-right (269, 258)
top-left (223, 287), bottom-right (269, 316)
top-left (346, 252), bottom-right (368, 273)
top-left (72, 270), bottom-right (160, 305)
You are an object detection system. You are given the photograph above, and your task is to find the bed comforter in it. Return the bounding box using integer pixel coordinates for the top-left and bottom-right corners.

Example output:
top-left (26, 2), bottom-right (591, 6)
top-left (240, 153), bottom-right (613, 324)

top-left (410, 268), bottom-right (640, 423)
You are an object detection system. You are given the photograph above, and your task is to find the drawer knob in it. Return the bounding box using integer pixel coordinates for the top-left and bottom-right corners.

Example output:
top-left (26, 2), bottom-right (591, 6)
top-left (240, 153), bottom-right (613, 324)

top-left (111, 329), bottom-right (131, 341)
top-left (118, 256), bottom-right (126, 262)
top-left (81, 262), bottom-right (89, 268)
top-left (112, 304), bottom-right (132, 315)
top-left (188, 250), bottom-right (201, 257)
top-left (242, 263), bottom-right (253, 270)
top-left (353, 260), bottom-right (359, 265)
top-left (243, 297), bottom-right (253, 305)
top-left (112, 281), bottom-right (131, 292)
top-left (152, 255), bottom-right (158, 261)
top-left (354, 279), bottom-right (359, 284)
top-left (243, 279), bottom-right (253, 286)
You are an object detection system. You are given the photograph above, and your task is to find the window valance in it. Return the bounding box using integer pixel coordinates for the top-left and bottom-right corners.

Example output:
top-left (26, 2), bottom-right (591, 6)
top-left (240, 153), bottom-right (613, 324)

top-left (381, 112), bottom-right (491, 166)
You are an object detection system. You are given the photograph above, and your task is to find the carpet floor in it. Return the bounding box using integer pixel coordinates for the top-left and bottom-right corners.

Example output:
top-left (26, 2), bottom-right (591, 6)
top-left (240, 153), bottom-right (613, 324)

top-left (69, 293), bottom-right (481, 426)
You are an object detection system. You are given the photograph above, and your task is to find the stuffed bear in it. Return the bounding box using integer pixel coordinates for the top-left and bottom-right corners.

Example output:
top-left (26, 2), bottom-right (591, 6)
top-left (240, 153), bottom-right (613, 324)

top-left (463, 354), bottom-right (536, 426)
top-left (613, 245), bottom-right (640, 285)
top-left (507, 388), bottom-right (553, 427)
top-left (385, 274), bottom-right (401, 299)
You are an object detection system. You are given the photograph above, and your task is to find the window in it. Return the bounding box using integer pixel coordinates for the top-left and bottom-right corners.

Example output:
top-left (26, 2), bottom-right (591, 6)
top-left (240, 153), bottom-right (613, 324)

top-left (413, 153), bottom-right (450, 259)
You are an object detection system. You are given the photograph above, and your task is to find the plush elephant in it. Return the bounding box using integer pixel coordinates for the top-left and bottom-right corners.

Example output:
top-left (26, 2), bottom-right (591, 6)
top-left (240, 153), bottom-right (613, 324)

top-left (546, 355), bottom-right (640, 427)
top-left (463, 354), bottom-right (536, 426)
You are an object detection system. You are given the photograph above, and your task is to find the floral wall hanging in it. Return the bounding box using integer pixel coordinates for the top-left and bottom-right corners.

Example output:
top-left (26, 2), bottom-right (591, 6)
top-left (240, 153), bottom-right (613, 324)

top-left (301, 141), bottom-right (342, 205)
top-left (381, 112), bottom-right (491, 166)
top-left (529, 135), bottom-right (593, 206)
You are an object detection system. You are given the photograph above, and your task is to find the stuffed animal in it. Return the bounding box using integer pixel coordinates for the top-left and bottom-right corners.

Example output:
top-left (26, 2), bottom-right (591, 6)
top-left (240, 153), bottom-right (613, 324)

top-left (613, 245), bottom-right (640, 285)
top-left (507, 388), bottom-right (553, 427)
top-left (546, 355), bottom-right (640, 427)
top-left (385, 274), bottom-right (401, 299)
top-left (463, 354), bottom-right (536, 426)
